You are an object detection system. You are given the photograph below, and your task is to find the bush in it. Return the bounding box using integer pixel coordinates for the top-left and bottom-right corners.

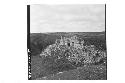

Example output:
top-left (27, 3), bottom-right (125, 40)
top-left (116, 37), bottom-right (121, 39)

top-left (40, 35), bottom-right (106, 66)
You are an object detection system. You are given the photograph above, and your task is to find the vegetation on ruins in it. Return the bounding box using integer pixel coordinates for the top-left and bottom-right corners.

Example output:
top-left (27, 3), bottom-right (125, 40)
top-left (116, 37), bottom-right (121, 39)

top-left (40, 35), bottom-right (106, 65)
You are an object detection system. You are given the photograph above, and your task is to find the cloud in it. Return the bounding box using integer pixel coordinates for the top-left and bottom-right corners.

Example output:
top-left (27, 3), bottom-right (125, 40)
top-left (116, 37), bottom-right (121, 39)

top-left (30, 4), bottom-right (105, 33)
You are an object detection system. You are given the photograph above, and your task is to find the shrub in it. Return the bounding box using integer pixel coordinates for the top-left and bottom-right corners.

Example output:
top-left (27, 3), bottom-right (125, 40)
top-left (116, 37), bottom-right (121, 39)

top-left (40, 35), bottom-right (106, 65)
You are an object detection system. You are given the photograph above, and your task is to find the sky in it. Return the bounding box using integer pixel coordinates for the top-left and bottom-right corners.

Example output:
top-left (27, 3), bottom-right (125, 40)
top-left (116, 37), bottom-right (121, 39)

top-left (30, 4), bottom-right (105, 33)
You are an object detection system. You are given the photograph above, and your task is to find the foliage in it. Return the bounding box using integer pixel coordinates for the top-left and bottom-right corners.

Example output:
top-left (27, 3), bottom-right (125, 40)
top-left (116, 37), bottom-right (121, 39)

top-left (40, 35), bottom-right (106, 65)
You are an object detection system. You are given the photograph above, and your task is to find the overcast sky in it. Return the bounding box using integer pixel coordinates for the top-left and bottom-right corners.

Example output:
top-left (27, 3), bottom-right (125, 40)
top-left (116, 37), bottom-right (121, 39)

top-left (30, 4), bottom-right (105, 33)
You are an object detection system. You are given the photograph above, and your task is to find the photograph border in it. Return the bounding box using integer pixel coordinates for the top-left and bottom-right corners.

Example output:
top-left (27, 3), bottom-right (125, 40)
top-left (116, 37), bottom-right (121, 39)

top-left (27, 4), bottom-right (107, 80)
